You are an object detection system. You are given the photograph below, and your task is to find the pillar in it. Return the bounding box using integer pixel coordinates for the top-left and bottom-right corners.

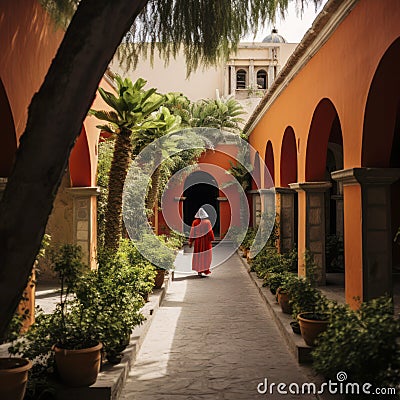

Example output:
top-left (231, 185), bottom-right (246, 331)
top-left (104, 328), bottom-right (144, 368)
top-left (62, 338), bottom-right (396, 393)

top-left (66, 187), bottom-right (100, 270)
top-left (249, 59), bottom-right (255, 90)
top-left (230, 66), bottom-right (236, 96)
top-left (276, 187), bottom-right (296, 253)
top-left (289, 182), bottom-right (332, 285)
top-left (332, 168), bottom-right (400, 305)
top-left (248, 189), bottom-right (261, 227)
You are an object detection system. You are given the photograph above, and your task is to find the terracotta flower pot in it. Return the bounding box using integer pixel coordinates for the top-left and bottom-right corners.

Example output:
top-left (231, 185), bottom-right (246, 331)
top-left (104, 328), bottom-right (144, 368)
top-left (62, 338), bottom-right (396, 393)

top-left (0, 357), bottom-right (32, 400)
top-left (297, 313), bottom-right (329, 347)
top-left (154, 269), bottom-right (166, 289)
top-left (54, 342), bottom-right (102, 387)
top-left (277, 289), bottom-right (292, 314)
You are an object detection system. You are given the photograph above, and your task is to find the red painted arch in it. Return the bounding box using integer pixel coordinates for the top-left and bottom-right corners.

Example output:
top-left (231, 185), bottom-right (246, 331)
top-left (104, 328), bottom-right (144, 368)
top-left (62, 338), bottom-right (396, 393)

top-left (280, 127), bottom-right (297, 187)
top-left (69, 126), bottom-right (92, 187)
top-left (305, 98), bottom-right (340, 181)
top-left (362, 37), bottom-right (400, 167)
top-left (265, 141), bottom-right (275, 188)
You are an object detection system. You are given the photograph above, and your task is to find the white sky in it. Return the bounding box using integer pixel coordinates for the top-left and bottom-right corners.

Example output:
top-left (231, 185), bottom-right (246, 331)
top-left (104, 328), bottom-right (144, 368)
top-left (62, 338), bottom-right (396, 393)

top-left (243, 0), bottom-right (329, 43)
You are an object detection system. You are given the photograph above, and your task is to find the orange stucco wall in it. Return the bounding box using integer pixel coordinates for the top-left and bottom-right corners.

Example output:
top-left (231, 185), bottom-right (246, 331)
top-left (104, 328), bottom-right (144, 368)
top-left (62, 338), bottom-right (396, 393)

top-left (0, 0), bottom-right (65, 141)
top-left (248, 0), bottom-right (400, 306)
top-left (0, 0), bottom-right (112, 188)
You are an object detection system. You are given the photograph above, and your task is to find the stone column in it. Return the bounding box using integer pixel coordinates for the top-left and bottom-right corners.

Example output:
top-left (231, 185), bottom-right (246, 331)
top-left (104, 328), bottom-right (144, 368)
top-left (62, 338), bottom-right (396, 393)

top-left (248, 190), bottom-right (261, 227)
top-left (0, 177), bottom-right (7, 200)
top-left (332, 168), bottom-right (400, 302)
top-left (267, 65), bottom-right (274, 89)
top-left (230, 66), bottom-right (236, 96)
top-left (66, 187), bottom-right (100, 270)
top-left (289, 182), bottom-right (332, 285)
top-left (249, 59), bottom-right (255, 90)
top-left (275, 187), bottom-right (296, 253)
top-left (224, 66), bottom-right (230, 97)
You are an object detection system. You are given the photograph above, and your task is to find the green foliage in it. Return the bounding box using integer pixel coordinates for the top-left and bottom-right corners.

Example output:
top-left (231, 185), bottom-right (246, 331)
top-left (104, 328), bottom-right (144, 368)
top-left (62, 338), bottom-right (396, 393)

top-left (89, 76), bottom-right (165, 136)
top-left (312, 297), bottom-right (400, 390)
top-left (42, 0), bottom-right (320, 76)
top-left (189, 96), bottom-right (245, 134)
top-left (325, 234), bottom-right (344, 271)
top-left (118, 0), bottom-right (318, 75)
top-left (266, 271), bottom-right (294, 295)
top-left (241, 227), bottom-right (257, 250)
top-left (164, 92), bottom-right (192, 126)
top-left (134, 234), bottom-right (176, 270)
top-left (251, 246), bottom-right (296, 280)
top-left (285, 276), bottom-right (329, 320)
top-left (97, 140), bottom-right (114, 246)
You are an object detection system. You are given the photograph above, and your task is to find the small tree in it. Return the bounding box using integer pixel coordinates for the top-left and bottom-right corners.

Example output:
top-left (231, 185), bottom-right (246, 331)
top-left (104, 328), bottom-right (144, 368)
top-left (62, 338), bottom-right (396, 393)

top-left (89, 76), bottom-right (164, 252)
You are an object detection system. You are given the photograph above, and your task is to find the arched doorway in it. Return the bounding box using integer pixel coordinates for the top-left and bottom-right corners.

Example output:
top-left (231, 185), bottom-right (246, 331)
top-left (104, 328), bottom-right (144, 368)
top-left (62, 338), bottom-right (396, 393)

top-left (305, 98), bottom-right (345, 284)
top-left (280, 127), bottom-right (298, 253)
top-left (362, 37), bottom-right (400, 300)
top-left (265, 140), bottom-right (275, 187)
top-left (183, 171), bottom-right (220, 237)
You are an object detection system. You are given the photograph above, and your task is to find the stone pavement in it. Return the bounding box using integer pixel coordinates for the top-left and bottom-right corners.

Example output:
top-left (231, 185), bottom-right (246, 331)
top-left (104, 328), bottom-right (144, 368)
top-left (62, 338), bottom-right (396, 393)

top-left (120, 251), bottom-right (324, 400)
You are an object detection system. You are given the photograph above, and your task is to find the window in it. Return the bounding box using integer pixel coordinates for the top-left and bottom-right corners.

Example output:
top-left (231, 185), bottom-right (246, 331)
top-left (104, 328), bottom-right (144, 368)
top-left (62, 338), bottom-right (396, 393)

top-left (236, 69), bottom-right (246, 89)
top-left (256, 70), bottom-right (267, 89)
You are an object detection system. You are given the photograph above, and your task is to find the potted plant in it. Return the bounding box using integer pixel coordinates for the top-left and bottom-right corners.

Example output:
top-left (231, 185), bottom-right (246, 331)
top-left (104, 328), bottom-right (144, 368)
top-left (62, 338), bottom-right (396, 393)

top-left (312, 296), bottom-right (400, 389)
top-left (276, 274), bottom-right (297, 314)
top-left (285, 275), bottom-right (330, 346)
top-left (77, 249), bottom-right (146, 364)
top-left (50, 244), bottom-right (102, 387)
top-left (0, 314), bottom-right (32, 400)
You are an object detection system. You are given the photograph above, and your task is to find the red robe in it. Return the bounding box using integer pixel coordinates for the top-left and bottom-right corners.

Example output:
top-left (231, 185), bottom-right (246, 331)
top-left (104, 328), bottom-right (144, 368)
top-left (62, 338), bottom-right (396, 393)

top-left (189, 218), bottom-right (214, 273)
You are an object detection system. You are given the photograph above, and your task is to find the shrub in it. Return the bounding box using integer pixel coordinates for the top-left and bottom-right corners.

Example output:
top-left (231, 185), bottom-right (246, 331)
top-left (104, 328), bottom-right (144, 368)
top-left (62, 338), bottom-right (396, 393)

top-left (312, 296), bottom-right (400, 390)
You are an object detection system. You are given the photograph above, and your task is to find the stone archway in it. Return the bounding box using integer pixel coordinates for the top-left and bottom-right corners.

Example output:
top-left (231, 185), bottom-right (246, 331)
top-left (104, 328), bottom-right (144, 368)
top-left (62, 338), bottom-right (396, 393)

top-left (183, 171), bottom-right (220, 237)
top-left (357, 36), bottom-right (400, 300)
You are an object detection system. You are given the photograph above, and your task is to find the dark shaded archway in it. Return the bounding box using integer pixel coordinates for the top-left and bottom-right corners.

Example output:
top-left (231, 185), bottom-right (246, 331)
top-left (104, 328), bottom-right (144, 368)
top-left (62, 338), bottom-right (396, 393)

top-left (362, 37), bottom-right (400, 274)
top-left (280, 127), bottom-right (297, 187)
top-left (183, 171), bottom-right (219, 237)
top-left (306, 98), bottom-right (340, 182)
top-left (265, 141), bottom-right (275, 188)
top-left (0, 78), bottom-right (17, 178)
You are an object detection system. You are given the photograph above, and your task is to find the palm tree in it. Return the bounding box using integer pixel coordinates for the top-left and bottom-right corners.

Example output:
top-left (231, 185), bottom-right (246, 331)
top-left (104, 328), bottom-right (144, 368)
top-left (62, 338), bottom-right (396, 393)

top-left (190, 96), bottom-right (245, 134)
top-left (138, 107), bottom-right (182, 211)
top-left (89, 76), bottom-right (164, 252)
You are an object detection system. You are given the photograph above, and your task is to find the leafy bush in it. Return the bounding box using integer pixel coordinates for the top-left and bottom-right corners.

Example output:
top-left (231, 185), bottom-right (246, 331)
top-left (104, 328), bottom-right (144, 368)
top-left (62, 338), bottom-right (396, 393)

top-left (285, 276), bottom-right (329, 320)
top-left (312, 297), bottom-right (400, 390)
top-left (241, 227), bottom-right (257, 250)
top-left (325, 234), bottom-right (344, 271)
top-left (251, 246), bottom-right (295, 280)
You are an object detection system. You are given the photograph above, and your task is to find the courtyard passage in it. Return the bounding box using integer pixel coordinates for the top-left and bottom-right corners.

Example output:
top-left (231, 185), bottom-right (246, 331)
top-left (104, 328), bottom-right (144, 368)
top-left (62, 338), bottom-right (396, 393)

top-left (120, 248), bottom-right (322, 400)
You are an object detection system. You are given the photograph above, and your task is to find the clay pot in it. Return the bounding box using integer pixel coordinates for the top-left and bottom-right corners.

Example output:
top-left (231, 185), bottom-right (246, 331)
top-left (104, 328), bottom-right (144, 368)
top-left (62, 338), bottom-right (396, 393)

top-left (154, 269), bottom-right (166, 289)
top-left (0, 357), bottom-right (32, 400)
top-left (297, 313), bottom-right (329, 346)
top-left (54, 342), bottom-right (102, 387)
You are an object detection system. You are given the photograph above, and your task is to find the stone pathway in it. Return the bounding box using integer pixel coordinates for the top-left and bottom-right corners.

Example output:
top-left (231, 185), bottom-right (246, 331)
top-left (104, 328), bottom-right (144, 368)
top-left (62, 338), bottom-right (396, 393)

top-left (120, 251), bottom-right (321, 400)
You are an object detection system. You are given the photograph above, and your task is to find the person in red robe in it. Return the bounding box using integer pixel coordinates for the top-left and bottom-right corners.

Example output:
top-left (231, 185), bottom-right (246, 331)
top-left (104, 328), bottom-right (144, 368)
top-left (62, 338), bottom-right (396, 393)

top-left (188, 207), bottom-right (215, 276)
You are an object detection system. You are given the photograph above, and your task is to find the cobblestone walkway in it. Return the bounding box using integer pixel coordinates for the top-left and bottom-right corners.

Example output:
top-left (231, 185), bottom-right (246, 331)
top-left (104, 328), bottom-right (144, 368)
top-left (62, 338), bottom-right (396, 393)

top-left (120, 252), bottom-right (320, 400)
